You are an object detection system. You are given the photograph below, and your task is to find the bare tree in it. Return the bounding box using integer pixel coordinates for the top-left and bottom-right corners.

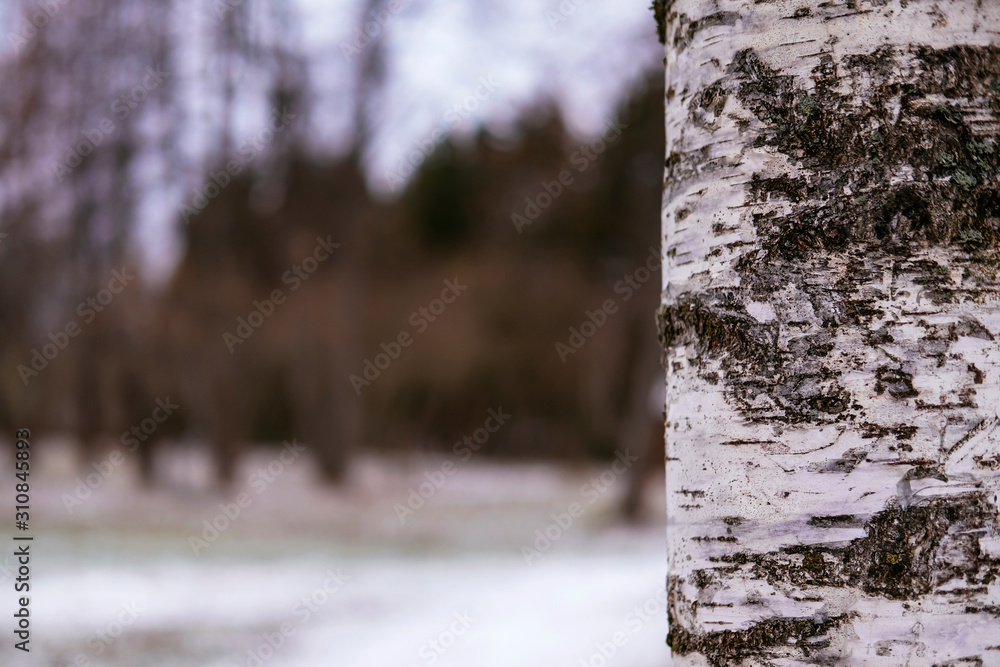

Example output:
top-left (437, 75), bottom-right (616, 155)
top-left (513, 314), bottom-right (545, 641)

top-left (659, 1), bottom-right (1000, 663)
top-left (0, 0), bottom-right (175, 458)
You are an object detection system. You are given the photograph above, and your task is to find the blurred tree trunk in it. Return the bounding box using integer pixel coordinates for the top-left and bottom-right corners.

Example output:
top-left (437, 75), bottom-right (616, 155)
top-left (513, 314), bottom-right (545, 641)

top-left (619, 318), bottom-right (664, 522)
top-left (659, 1), bottom-right (1000, 664)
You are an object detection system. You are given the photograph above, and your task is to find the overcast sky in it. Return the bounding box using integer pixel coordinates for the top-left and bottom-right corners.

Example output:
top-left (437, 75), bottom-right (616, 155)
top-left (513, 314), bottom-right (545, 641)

top-left (288, 0), bottom-right (660, 186)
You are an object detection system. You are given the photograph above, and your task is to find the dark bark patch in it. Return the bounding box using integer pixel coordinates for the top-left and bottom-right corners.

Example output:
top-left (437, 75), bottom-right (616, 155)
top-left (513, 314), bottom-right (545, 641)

top-left (700, 370), bottom-right (720, 384)
top-left (808, 448), bottom-right (867, 474)
top-left (689, 80), bottom-right (729, 128)
top-left (932, 658), bottom-right (985, 667)
top-left (750, 173), bottom-right (808, 203)
top-left (957, 318), bottom-right (994, 341)
top-left (659, 296), bottom-right (857, 425)
top-left (692, 535), bottom-right (739, 542)
top-left (658, 297), bottom-right (775, 363)
top-left (809, 514), bottom-right (862, 528)
top-left (860, 423), bottom-right (917, 443)
top-left (973, 454), bottom-right (1000, 470)
top-left (802, 549), bottom-right (826, 574)
top-left (735, 493), bottom-right (1000, 600)
top-left (876, 186), bottom-right (932, 239)
top-left (725, 45), bottom-right (1000, 260)
top-left (874, 366), bottom-right (918, 399)
top-left (843, 299), bottom-right (885, 325)
top-left (667, 601), bottom-right (849, 666)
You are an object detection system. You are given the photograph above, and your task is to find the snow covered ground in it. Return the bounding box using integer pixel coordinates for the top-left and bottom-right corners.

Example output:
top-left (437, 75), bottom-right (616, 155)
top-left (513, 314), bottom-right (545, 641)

top-left (0, 440), bottom-right (668, 666)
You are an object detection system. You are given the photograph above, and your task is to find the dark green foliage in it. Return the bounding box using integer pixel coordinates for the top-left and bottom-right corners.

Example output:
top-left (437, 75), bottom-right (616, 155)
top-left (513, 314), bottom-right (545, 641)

top-left (403, 142), bottom-right (474, 253)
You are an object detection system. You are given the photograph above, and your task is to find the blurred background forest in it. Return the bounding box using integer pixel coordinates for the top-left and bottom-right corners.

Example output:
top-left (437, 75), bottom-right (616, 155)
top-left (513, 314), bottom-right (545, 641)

top-left (0, 1), bottom-right (672, 665)
top-left (0, 0), bottom-right (666, 513)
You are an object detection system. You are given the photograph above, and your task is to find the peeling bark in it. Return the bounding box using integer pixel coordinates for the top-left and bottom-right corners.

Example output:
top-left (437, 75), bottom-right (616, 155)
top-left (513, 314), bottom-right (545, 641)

top-left (661, 2), bottom-right (1000, 664)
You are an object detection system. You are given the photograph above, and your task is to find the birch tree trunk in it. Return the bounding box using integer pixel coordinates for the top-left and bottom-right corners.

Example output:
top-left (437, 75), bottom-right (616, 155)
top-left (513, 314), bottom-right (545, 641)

top-left (659, 1), bottom-right (1000, 664)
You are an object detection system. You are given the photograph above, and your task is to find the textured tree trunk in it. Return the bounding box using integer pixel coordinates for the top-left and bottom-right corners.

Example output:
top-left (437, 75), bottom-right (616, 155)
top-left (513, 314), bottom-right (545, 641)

top-left (659, 1), bottom-right (1000, 664)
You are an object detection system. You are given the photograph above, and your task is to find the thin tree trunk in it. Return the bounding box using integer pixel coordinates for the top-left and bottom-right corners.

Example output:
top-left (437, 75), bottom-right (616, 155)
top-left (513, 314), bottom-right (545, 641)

top-left (659, 1), bottom-right (1000, 664)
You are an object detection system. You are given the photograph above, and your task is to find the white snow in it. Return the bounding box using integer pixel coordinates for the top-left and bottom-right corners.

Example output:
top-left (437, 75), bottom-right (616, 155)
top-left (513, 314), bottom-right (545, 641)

top-left (0, 440), bottom-right (668, 666)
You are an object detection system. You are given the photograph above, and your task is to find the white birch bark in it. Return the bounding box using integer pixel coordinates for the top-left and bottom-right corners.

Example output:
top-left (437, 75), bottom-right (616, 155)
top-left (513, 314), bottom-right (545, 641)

top-left (659, 1), bottom-right (1000, 664)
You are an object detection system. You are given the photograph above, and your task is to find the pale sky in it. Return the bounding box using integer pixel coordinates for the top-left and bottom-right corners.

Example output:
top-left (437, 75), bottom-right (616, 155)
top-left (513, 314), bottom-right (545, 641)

top-left (343, 0), bottom-right (663, 192)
